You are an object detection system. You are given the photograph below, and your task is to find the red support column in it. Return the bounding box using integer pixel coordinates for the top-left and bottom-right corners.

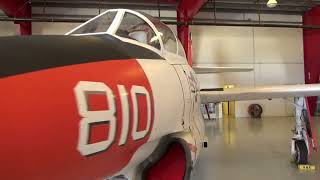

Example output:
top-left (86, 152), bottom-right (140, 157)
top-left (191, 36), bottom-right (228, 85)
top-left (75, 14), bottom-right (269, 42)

top-left (177, 0), bottom-right (207, 65)
top-left (303, 6), bottom-right (320, 115)
top-left (177, 0), bottom-right (208, 19)
top-left (177, 10), bottom-right (190, 64)
top-left (17, 2), bottom-right (32, 35)
top-left (0, 0), bottom-right (32, 35)
top-left (19, 3), bottom-right (32, 35)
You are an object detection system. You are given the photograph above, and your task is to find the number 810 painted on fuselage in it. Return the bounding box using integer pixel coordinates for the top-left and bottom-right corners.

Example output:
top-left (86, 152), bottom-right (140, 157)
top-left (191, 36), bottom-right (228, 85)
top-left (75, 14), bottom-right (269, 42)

top-left (74, 81), bottom-right (152, 156)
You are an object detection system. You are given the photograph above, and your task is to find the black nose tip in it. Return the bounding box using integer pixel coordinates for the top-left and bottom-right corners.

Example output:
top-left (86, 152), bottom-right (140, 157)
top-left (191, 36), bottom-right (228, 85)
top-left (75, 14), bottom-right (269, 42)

top-left (0, 35), bottom-right (125, 78)
top-left (0, 34), bottom-right (164, 78)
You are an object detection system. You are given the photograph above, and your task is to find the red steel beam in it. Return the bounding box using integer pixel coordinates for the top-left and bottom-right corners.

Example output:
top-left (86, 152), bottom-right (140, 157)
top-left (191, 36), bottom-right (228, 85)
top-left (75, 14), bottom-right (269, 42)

top-left (177, 0), bottom-right (207, 21)
top-left (177, 0), bottom-right (207, 65)
top-left (0, 0), bottom-right (32, 35)
top-left (303, 6), bottom-right (320, 115)
top-left (177, 12), bottom-right (189, 60)
top-left (18, 3), bottom-right (31, 35)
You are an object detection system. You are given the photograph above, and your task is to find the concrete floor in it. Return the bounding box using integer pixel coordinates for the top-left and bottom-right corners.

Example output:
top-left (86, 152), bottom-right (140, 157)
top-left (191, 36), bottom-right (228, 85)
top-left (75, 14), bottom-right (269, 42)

top-left (191, 117), bottom-right (320, 180)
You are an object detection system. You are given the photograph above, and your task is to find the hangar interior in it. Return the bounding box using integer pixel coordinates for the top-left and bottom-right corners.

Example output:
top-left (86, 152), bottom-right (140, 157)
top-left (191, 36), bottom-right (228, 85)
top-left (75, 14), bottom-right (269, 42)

top-left (1, 0), bottom-right (319, 117)
top-left (0, 0), bottom-right (320, 179)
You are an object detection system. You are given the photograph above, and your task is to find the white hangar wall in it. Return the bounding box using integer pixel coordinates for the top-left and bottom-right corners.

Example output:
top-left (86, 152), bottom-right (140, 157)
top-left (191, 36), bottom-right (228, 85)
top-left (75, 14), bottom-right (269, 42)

top-left (193, 13), bottom-right (304, 117)
top-left (0, 10), bottom-right (17, 36)
top-left (0, 9), bottom-right (304, 117)
top-left (0, 21), bottom-right (17, 36)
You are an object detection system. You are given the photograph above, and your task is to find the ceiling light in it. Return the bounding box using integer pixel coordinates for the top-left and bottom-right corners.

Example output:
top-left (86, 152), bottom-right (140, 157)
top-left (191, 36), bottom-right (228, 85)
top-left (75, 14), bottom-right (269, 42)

top-left (267, 0), bottom-right (277, 8)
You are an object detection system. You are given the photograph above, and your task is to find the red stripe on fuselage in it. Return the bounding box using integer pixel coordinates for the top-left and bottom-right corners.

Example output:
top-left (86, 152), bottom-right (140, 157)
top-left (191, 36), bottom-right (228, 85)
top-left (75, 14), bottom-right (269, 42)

top-left (0, 60), bottom-right (154, 180)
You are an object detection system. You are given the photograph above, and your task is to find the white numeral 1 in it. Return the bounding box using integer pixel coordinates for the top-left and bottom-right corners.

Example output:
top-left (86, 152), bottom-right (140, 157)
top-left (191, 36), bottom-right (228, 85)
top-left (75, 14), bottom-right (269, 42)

top-left (118, 85), bottom-right (129, 146)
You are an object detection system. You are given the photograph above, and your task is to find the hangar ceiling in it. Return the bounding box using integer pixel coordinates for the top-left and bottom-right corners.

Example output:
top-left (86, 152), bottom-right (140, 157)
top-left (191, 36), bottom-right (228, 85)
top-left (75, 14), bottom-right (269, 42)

top-left (1, 0), bottom-right (320, 28)
top-left (29, 0), bottom-right (320, 14)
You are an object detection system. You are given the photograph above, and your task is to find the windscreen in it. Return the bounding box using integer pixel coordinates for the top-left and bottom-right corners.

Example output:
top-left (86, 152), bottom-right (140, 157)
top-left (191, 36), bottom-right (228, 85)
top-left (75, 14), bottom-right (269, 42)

top-left (70, 11), bottom-right (117, 35)
top-left (115, 12), bottom-right (161, 50)
top-left (140, 12), bottom-right (177, 54)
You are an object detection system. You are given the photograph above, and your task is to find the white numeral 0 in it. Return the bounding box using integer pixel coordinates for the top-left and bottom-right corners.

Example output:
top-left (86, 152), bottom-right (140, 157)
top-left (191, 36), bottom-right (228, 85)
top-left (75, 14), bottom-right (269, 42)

top-left (131, 85), bottom-right (152, 140)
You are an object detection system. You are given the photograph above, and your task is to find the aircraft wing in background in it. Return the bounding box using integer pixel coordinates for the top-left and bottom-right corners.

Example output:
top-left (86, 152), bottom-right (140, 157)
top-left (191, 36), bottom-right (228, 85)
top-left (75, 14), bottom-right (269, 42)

top-left (193, 65), bottom-right (254, 74)
top-left (200, 83), bottom-right (320, 158)
top-left (200, 84), bottom-right (320, 103)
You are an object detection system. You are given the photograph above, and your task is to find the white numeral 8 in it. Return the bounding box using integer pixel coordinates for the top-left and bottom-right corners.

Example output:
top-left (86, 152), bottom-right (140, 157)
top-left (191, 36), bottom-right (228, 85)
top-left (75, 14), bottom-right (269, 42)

top-left (74, 81), bottom-right (116, 156)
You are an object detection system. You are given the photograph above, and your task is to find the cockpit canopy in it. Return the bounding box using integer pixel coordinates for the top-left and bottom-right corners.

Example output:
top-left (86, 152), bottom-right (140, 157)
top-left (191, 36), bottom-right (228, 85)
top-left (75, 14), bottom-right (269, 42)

top-left (67, 9), bottom-right (186, 58)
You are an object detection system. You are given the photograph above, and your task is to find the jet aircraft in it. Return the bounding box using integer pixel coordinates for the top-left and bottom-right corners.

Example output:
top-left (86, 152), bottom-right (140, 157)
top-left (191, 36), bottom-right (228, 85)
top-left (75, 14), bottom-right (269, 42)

top-left (0, 9), bottom-right (319, 180)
